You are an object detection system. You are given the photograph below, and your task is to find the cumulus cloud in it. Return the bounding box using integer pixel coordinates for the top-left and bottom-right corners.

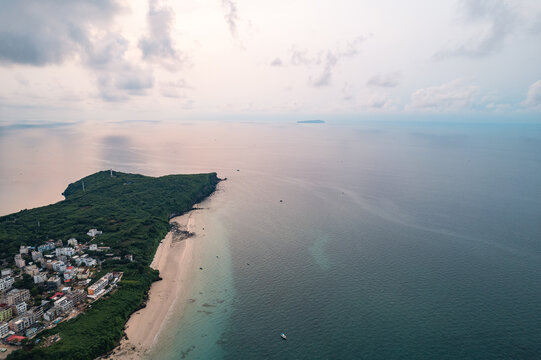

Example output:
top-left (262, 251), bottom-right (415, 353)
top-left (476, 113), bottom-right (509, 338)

top-left (521, 80), bottom-right (541, 108)
top-left (434, 0), bottom-right (517, 59)
top-left (367, 72), bottom-right (401, 88)
top-left (82, 33), bottom-right (154, 101)
top-left (139, 0), bottom-right (183, 70)
top-left (408, 79), bottom-right (478, 111)
top-left (0, 1), bottom-right (155, 101)
top-left (0, 0), bottom-right (122, 66)
top-left (222, 0), bottom-right (239, 37)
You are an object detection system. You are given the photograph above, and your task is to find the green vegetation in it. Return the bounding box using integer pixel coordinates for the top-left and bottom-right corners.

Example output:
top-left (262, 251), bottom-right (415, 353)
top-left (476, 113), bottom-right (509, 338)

top-left (2, 170), bottom-right (219, 359)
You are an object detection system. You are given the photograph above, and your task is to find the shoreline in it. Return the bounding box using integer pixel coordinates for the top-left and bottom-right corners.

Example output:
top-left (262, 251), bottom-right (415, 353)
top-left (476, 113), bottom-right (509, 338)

top-left (105, 210), bottom-right (201, 359)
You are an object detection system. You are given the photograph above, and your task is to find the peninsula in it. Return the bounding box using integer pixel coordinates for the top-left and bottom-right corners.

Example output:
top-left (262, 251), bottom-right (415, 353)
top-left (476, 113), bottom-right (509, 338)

top-left (0, 171), bottom-right (219, 359)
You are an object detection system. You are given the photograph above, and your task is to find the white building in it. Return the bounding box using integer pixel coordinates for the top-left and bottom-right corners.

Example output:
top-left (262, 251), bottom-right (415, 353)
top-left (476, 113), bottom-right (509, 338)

top-left (87, 229), bottom-right (102, 237)
top-left (67, 238), bottom-right (78, 247)
top-left (55, 247), bottom-right (75, 257)
top-left (89, 244), bottom-right (98, 251)
top-left (87, 273), bottom-right (113, 297)
top-left (51, 260), bottom-right (65, 272)
top-left (54, 297), bottom-right (73, 314)
top-left (33, 273), bottom-right (47, 284)
top-left (43, 308), bottom-right (59, 322)
top-left (0, 321), bottom-right (9, 338)
top-left (83, 258), bottom-right (96, 267)
top-left (0, 276), bottom-right (14, 292)
top-left (12, 302), bottom-right (27, 316)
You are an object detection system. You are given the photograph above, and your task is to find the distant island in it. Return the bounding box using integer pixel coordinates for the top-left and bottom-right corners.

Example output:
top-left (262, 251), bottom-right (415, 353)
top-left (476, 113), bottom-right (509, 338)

top-left (297, 120), bottom-right (325, 124)
top-left (0, 171), bottom-right (219, 359)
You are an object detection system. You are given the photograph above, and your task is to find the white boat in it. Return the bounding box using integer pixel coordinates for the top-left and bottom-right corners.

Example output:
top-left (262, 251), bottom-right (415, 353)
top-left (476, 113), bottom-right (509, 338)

top-left (281, 333), bottom-right (287, 340)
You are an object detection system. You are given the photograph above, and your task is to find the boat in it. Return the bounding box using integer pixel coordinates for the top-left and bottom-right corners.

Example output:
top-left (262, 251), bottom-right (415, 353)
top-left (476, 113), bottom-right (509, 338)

top-left (281, 333), bottom-right (287, 340)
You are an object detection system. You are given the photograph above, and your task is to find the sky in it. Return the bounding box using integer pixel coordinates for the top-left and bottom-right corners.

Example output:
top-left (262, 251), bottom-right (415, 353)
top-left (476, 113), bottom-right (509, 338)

top-left (0, 0), bottom-right (540, 123)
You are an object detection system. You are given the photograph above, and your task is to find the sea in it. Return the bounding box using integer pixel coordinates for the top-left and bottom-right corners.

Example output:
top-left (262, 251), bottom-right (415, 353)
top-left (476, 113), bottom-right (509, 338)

top-left (1, 119), bottom-right (540, 359)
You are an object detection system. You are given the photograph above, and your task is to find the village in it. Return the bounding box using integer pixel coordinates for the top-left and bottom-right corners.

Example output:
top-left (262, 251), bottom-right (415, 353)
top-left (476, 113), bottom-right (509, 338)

top-left (0, 228), bottom-right (129, 352)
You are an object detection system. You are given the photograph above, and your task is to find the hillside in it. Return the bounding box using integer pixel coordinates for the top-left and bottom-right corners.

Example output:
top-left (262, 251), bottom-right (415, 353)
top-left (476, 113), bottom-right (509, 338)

top-left (2, 170), bottom-right (219, 359)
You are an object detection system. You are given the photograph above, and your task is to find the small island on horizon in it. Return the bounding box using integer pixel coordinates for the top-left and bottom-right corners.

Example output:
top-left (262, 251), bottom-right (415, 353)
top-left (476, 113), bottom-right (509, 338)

top-left (0, 170), bottom-right (219, 360)
top-left (297, 120), bottom-right (325, 124)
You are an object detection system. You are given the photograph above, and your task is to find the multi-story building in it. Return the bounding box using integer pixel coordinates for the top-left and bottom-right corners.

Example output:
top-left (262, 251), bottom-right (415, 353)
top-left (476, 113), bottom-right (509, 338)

top-left (67, 238), bottom-right (78, 247)
top-left (87, 273), bottom-right (113, 296)
top-left (84, 258), bottom-right (96, 266)
top-left (54, 297), bottom-right (73, 314)
top-left (11, 302), bottom-right (27, 316)
top-left (56, 247), bottom-right (75, 257)
top-left (0, 321), bottom-right (9, 338)
top-left (77, 268), bottom-right (90, 279)
top-left (5, 289), bottom-right (30, 306)
top-left (0, 305), bottom-right (12, 322)
top-left (24, 264), bottom-right (40, 276)
top-left (19, 246), bottom-right (29, 255)
top-left (43, 307), bottom-right (59, 322)
top-left (1, 269), bottom-right (12, 277)
top-left (67, 290), bottom-right (85, 305)
top-left (33, 273), bottom-right (47, 284)
top-left (0, 276), bottom-right (14, 292)
top-left (37, 242), bottom-right (55, 253)
top-left (89, 244), bottom-right (98, 251)
top-left (31, 250), bottom-right (43, 262)
top-left (46, 276), bottom-right (61, 290)
top-left (9, 316), bottom-right (30, 333)
top-left (51, 260), bottom-right (65, 273)
top-left (27, 306), bottom-right (43, 324)
top-left (14, 254), bottom-right (25, 268)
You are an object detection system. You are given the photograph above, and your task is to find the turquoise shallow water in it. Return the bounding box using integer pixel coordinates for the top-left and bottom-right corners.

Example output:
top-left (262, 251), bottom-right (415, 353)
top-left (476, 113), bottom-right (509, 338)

top-left (1, 120), bottom-right (541, 359)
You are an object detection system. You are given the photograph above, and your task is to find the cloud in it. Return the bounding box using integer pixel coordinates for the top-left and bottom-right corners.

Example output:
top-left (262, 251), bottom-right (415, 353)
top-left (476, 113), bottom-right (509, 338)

top-left (277, 36), bottom-right (366, 87)
top-left (81, 33), bottom-right (154, 101)
top-left (222, 0), bottom-right (239, 37)
top-left (139, 0), bottom-right (183, 70)
top-left (433, 0), bottom-right (517, 59)
top-left (367, 72), bottom-right (401, 88)
top-left (160, 79), bottom-right (190, 98)
top-left (270, 57), bottom-right (283, 67)
top-left (521, 80), bottom-right (541, 108)
top-left (311, 52), bottom-right (338, 87)
top-left (408, 79), bottom-right (478, 111)
top-left (0, 1), bottom-right (154, 101)
top-left (363, 94), bottom-right (398, 111)
top-left (0, 0), bottom-right (122, 66)
top-left (79, 32), bottom-right (154, 101)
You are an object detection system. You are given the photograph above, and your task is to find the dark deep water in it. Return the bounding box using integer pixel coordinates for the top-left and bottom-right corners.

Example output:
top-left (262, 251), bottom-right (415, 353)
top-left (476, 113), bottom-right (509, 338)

top-left (1, 120), bottom-right (540, 359)
top-left (215, 122), bottom-right (541, 359)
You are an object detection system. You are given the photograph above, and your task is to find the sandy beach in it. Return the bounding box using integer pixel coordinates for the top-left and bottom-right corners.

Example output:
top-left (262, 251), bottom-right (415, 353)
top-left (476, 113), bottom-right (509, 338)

top-left (106, 210), bottom-right (200, 359)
